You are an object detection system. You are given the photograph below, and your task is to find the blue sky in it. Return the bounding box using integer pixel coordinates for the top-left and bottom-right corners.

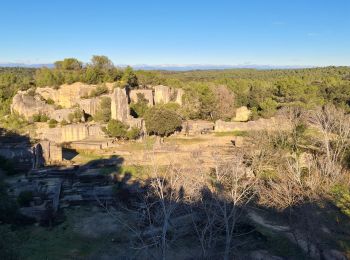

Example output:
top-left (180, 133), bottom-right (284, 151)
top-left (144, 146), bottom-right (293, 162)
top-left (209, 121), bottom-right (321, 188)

top-left (0, 0), bottom-right (349, 66)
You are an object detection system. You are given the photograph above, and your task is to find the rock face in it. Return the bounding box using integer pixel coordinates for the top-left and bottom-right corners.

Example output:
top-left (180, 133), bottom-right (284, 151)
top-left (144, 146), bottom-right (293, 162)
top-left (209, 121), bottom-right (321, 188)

top-left (129, 89), bottom-right (154, 106)
top-left (111, 87), bottom-right (130, 122)
top-left (50, 108), bottom-right (75, 122)
top-left (175, 88), bottom-right (184, 105)
top-left (36, 83), bottom-right (95, 108)
top-left (182, 120), bottom-right (215, 135)
top-left (77, 97), bottom-right (102, 116)
top-left (40, 141), bottom-right (62, 164)
top-left (37, 124), bottom-right (105, 143)
top-left (154, 85), bottom-right (172, 104)
top-left (11, 91), bottom-right (55, 119)
top-left (233, 106), bottom-right (251, 122)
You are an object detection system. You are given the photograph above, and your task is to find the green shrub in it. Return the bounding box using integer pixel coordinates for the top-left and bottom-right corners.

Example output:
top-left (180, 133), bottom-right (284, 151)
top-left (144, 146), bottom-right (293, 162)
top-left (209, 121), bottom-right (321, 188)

top-left (106, 119), bottom-right (128, 138)
top-left (144, 106), bottom-right (182, 136)
top-left (32, 113), bottom-right (49, 122)
top-left (48, 119), bottom-right (58, 128)
top-left (17, 190), bottom-right (33, 207)
top-left (60, 119), bottom-right (68, 126)
top-left (94, 97), bottom-right (111, 122)
top-left (46, 98), bottom-right (55, 105)
top-left (68, 108), bottom-right (84, 123)
top-left (89, 84), bottom-right (109, 97)
top-left (126, 127), bottom-right (141, 140)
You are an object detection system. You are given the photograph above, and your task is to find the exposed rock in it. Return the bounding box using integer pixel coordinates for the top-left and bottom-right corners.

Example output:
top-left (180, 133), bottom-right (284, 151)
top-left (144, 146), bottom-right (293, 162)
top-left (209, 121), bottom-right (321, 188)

top-left (154, 85), bottom-right (172, 104)
top-left (125, 117), bottom-right (144, 129)
top-left (182, 120), bottom-right (215, 135)
top-left (49, 108), bottom-right (75, 122)
top-left (233, 106), bottom-right (251, 122)
top-left (40, 141), bottom-right (62, 164)
top-left (175, 88), bottom-right (184, 105)
top-left (77, 97), bottom-right (102, 116)
top-left (37, 123), bottom-right (105, 143)
top-left (36, 82), bottom-right (96, 108)
top-left (11, 91), bottom-right (55, 119)
top-left (70, 138), bottom-right (116, 150)
top-left (129, 89), bottom-right (154, 106)
top-left (111, 87), bottom-right (130, 122)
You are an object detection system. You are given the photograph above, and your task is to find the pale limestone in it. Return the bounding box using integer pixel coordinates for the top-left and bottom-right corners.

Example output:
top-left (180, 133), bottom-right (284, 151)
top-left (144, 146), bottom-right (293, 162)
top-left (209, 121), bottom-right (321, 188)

top-left (129, 89), bottom-right (154, 106)
top-left (111, 87), bottom-right (130, 122)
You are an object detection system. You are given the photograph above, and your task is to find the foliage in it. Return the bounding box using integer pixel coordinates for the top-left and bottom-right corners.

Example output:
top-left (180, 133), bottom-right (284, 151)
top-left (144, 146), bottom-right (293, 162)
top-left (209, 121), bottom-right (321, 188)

top-left (125, 127), bottom-right (141, 140)
top-left (60, 119), bottom-right (68, 126)
top-left (144, 106), bottom-right (182, 136)
top-left (54, 58), bottom-right (83, 70)
top-left (94, 97), bottom-right (111, 122)
top-left (48, 119), bottom-right (58, 128)
top-left (331, 185), bottom-right (350, 217)
top-left (89, 84), bottom-right (109, 97)
top-left (106, 119), bottom-right (128, 138)
top-left (32, 113), bottom-right (49, 122)
top-left (130, 93), bottom-right (149, 118)
top-left (68, 108), bottom-right (84, 123)
top-left (122, 66), bottom-right (138, 88)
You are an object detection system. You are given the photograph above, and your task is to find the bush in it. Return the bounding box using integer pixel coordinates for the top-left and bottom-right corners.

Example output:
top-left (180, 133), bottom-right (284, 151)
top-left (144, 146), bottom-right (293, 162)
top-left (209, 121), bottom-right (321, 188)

top-left (48, 119), bottom-right (58, 128)
top-left (32, 113), bottom-right (49, 122)
top-left (106, 119), bottom-right (128, 138)
top-left (331, 185), bottom-right (350, 217)
top-left (126, 127), bottom-right (141, 140)
top-left (94, 97), bottom-right (111, 122)
top-left (130, 96), bottom-right (148, 118)
top-left (144, 106), bottom-right (182, 136)
top-left (89, 84), bottom-right (109, 97)
top-left (60, 119), bottom-right (68, 126)
top-left (68, 108), bottom-right (84, 123)
top-left (46, 98), bottom-right (55, 105)
top-left (17, 191), bottom-right (33, 207)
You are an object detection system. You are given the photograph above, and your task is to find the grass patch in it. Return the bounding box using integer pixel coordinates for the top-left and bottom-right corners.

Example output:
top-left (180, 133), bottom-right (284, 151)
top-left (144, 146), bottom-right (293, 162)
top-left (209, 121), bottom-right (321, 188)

top-left (165, 137), bottom-right (206, 145)
top-left (119, 165), bottom-right (150, 179)
top-left (121, 136), bottom-right (156, 151)
top-left (214, 130), bottom-right (248, 137)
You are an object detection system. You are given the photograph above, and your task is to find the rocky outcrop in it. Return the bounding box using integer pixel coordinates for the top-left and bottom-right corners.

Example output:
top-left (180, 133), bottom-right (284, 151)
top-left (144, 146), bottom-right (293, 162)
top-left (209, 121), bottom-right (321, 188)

top-left (50, 108), bottom-right (75, 122)
top-left (11, 91), bottom-right (55, 119)
top-left (36, 82), bottom-right (96, 108)
top-left (129, 89), bottom-right (154, 106)
top-left (233, 106), bottom-right (251, 122)
top-left (182, 120), bottom-right (215, 135)
top-left (77, 97), bottom-right (102, 116)
top-left (37, 124), bottom-right (105, 143)
top-left (175, 88), bottom-right (184, 105)
top-left (40, 141), bottom-right (62, 164)
top-left (154, 85), bottom-right (172, 104)
top-left (111, 87), bottom-right (130, 122)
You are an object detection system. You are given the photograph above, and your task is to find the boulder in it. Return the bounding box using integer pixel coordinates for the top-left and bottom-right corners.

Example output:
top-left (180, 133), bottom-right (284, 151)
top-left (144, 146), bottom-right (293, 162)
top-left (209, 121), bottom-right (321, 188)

top-left (233, 106), bottom-right (251, 122)
top-left (11, 91), bottom-right (55, 119)
top-left (40, 141), bottom-right (62, 164)
top-left (129, 89), bottom-right (154, 106)
top-left (111, 87), bottom-right (130, 122)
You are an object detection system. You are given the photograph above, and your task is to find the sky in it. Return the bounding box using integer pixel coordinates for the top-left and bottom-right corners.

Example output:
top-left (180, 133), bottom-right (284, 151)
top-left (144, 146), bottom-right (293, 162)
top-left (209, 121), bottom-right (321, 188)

top-left (0, 0), bottom-right (349, 66)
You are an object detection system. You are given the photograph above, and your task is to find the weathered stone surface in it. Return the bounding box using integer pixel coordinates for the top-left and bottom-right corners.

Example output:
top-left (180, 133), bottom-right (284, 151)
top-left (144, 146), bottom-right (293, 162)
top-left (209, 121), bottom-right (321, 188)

top-left (125, 117), bottom-right (144, 129)
top-left (70, 138), bottom-right (116, 150)
top-left (11, 91), bottom-right (55, 119)
top-left (129, 89), bottom-right (154, 106)
top-left (175, 88), bottom-right (184, 105)
top-left (77, 97), bottom-right (102, 116)
top-left (40, 141), bottom-right (62, 164)
top-left (36, 83), bottom-right (96, 108)
top-left (182, 120), bottom-right (215, 135)
top-left (0, 143), bottom-right (35, 171)
top-left (233, 106), bottom-right (251, 122)
top-left (49, 108), bottom-right (75, 122)
top-left (154, 85), bottom-right (172, 104)
top-left (37, 124), bottom-right (105, 143)
top-left (111, 87), bottom-right (130, 122)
